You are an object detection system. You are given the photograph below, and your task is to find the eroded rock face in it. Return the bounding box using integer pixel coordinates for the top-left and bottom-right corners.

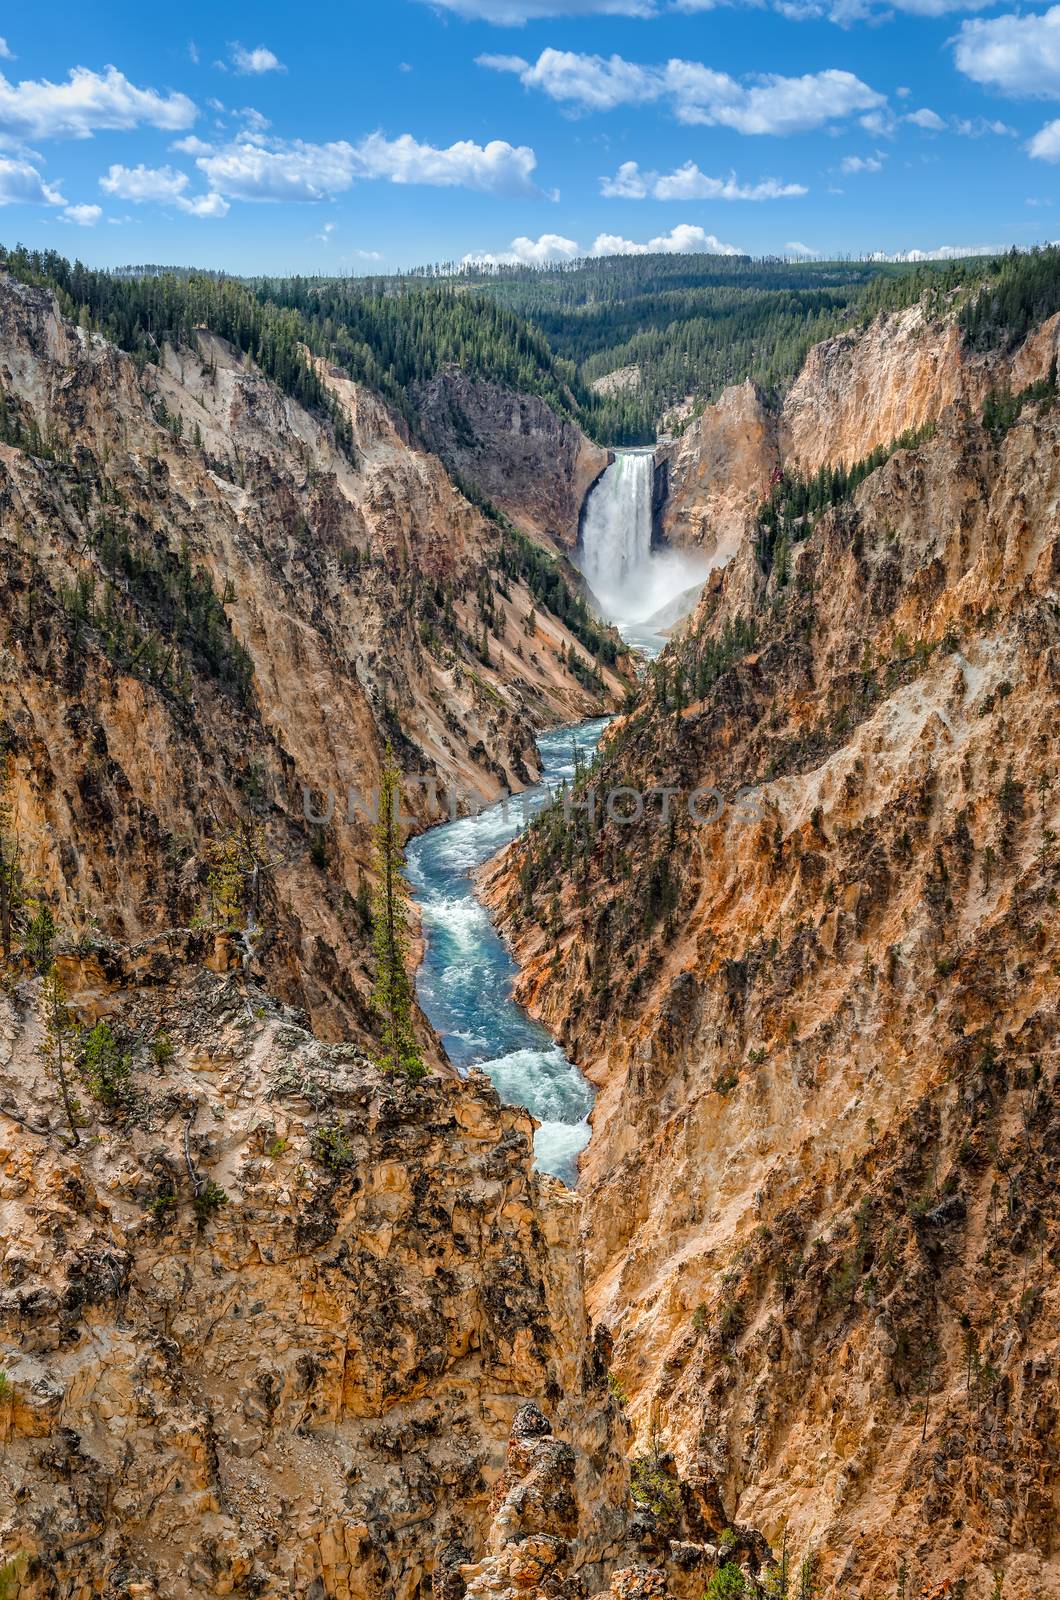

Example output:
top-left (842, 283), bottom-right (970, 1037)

top-left (0, 949), bottom-right (629, 1599)
top-left (0, 275), bottom-right (624, 1038)
top-left (488, 354), bottom-right (1060, 1596)
top-left (658, 305), bottom-right (1060, 560)
top-left (656, 380), bottom-right (778, 562)
top-left (411, 369), bottom-right (610, 548)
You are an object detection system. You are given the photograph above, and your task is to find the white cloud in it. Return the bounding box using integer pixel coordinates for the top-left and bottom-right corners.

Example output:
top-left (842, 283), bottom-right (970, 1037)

top-left (482, 48), bottom-right (884, 135)
top-left (1029, 119), bottom-right (1060, 159)
top-left (871, 243), bottom-right (994, 260)
top-left (172, 135), bottom-right (214, 155)
top-left (0, 154), bottom-right (63, 205)
top-left (954, 115), bottom-right (1016, 136)
top-left (100, 161), bottom-right (190, 202)
top-left (100, 162), bottom-right (228, 216)
top-left (590, 223), bottom-right (741, 255)
top-left (178, 190), bottom-right (228, 216)
top-left (904, 107), bottom-right (946, 130)
top-left (786, 240), bottom-right (818, 256)
top-left (840, 152), bottom-right (884, 172)
top-left (62, 201), bottom-right (101, 225)
top-left (418, 0), bottom-right (656, 17)
top-left (196, 131), bottom-right (542, 200)
top-left (465, 230), bottom-right (581, 265)
top-left (955, 7), bottom-right (1060, 98)
top-left (230, 44), bottom-right (286, 76)
top-left (601, 159), bottom-right (806, 199)
top-left (0, 65), bottom-right (196, 140)
top-left (463, 223), bottom-right (740, 265)
top-left (0, 39), bottom-right (13, 61)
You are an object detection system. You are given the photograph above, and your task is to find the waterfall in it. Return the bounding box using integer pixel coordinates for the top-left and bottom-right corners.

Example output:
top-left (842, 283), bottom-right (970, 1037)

top-left (578, 449), bottom-right (709, 641)
top-left (579, 450), bottom-right (655, 617)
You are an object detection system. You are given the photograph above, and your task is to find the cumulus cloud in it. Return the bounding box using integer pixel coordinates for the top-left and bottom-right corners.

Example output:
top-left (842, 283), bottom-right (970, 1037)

top-left (100, 162), bottom-right (228, 216)
top-left (0, 39), bottom-right (13, 61)
top-left (954, 7), bottom-right (1060, 98)
top-left (1028, 120), bottom-right (1060, 159)
top-left (904, 107), bottom-right (946, 130)
top-left (590, 223), bottom-right (740, 255)
top-left (229, 44), bottom-right (286, 75)
top-left (600, 159), bottom-right (807, 199)
top-left (464, 231), bottom-right (581, 265)
top-left (196, 131), bottom-right (542, 200)
top-left (786, 240), bottom-right (818, 256)
top-left (0, 65), bottom-right (196, 140)
top-left (100, 161), bottom-right (190, 202)
top-left (62, 201), bottom-right (101, 225)
top-left (464, 223), bottom-right (740, 265)
top-left (840, 152), bottom-right (885, 172)
top-left (0, 154), bottom-right (64, 205)
top-left (482, 49), bottom-right (884, 135)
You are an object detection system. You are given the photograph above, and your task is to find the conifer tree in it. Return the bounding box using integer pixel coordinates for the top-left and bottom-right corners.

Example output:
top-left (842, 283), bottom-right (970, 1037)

top-left (371, 750), bottom-right (425, 1081)
top-left (38, 967), bottom-right (80, 1146)
top-left (0, 757), bottom-right (22, 963)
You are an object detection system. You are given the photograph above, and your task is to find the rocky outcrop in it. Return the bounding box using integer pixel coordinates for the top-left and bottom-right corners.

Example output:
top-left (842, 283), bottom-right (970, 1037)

top-left (655, 379), bottom-right (778, 561)
top-left (0, 275), bottom-right (626, 1039)
top-left (411, 368), bottom-right (610, 548)
top-left (487, 362), bottom-right (1060, 1597)
top-left (658, 304), bottom-right (1060, 559)
top-left (0, 946), bottom-right (630, 1598)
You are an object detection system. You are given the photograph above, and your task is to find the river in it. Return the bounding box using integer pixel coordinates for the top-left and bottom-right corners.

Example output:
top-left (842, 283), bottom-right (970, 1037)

top-left (406, 449), bottom-right (708, 1184)
top-left (405, 717), bottom-right (608, 1184)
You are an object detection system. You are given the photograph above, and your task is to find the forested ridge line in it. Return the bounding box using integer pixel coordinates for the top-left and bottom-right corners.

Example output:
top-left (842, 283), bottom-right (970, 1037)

top-left (5, 242), bottom-right (1060, 448)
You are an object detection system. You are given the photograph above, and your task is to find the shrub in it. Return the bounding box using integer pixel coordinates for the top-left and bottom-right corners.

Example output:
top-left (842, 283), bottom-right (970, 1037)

top-left (312, 1121), bottom-right (356, 1170)
top-left (151, 1030), bottom-right (175, 1066)
top-left (630, 1454), bottom-right (682, 1529)
top-left (78, 1021), bottom-right (132, 1107)
top-left (193, 1179), bottom-right (228, 1228)
top-left (705, 1563), bottom-right (746, 1600)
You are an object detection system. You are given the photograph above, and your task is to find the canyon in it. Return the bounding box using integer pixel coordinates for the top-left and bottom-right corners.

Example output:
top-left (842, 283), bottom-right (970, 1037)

top-left (1, 264), bottom-right (1058, 1600)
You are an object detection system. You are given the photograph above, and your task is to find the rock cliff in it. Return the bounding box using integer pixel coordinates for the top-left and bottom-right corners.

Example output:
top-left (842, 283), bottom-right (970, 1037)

top-left (0, 944), bottom-right (629, 1598)
top-left (487, 307), bottom-right (1060, 1597)
top-left (0, 274), bottom-right (626, 1041)
top-left (659, 304), bottom-right (1060, 560)
top-left (411, 369), bottom-right (610, 549)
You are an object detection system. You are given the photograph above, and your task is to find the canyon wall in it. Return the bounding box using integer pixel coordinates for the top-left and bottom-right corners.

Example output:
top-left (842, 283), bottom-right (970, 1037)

top-left (0, 943), bottom-right (630, 1598)
top-left (0, 275), bottom-right (625, 1041)
top-left (659, 303), bottom-right (1060, 558)
top-left (411, 369), bottom-right (610, 549)
top-left (488, 310), bottom-right (1060, 1598)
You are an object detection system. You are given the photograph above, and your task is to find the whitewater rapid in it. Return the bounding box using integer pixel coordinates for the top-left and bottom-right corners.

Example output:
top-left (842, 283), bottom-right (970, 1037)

top-left (405, 719), bottom-right (607, 1183)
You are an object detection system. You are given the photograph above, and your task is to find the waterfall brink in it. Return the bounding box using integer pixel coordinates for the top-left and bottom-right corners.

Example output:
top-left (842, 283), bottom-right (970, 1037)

top-left (577, 449), bottom-right (709, 643)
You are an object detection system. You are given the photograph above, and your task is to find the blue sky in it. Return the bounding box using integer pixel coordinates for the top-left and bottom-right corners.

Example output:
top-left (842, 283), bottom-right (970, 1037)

top-left (1, 0), bottom-right (1059, 271)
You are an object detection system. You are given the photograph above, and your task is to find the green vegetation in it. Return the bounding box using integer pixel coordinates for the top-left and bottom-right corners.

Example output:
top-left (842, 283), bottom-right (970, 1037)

top-left (629, 1451), bottom-right (682, 1528)
top-left (61, 529), bottom-right (255, 708)
top-left (37, 966), bottom-right (80, 1146)
top-left (754, 423), bottom-right (937, 575)
top-left (982, 360), bottom-right (1058, 437)
top-left (960, 245), bottom-right (1060, 352)
top-left (78, 1020), bottom-right (132, 1108)
top-left (3, 243), bottom-right (1022, 450)
top-left (0, 245), bottom-right (355, 457)
top-left (0, 755), bottom-right (23, 963)
top-left (705, 1563), bottom-right (747, 1600)
top-left (447, 251), bottom-right (998, 441)
top-left (371, 751), bottom-right (425, 1081)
